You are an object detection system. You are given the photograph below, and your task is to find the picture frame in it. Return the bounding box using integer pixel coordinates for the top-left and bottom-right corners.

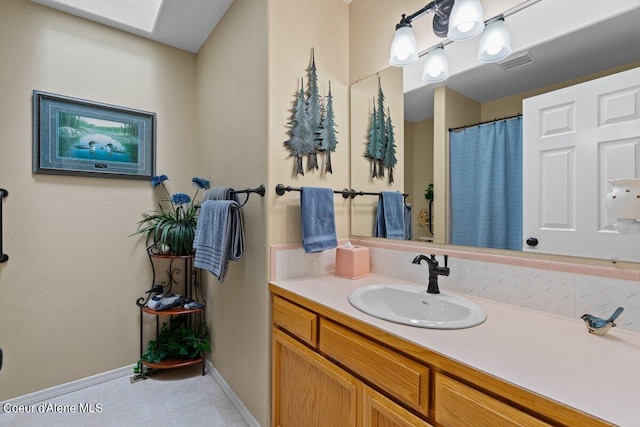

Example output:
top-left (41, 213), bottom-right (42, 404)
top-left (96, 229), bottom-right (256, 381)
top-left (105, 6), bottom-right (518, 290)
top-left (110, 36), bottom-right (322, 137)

top-left (33, 91), bottom-right (156, 179)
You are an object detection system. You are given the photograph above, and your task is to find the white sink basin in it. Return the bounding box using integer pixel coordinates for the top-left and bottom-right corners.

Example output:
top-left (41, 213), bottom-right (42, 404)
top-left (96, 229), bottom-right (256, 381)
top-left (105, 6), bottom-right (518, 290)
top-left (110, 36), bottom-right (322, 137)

top-left (348, 284), bottom-right (486, 329)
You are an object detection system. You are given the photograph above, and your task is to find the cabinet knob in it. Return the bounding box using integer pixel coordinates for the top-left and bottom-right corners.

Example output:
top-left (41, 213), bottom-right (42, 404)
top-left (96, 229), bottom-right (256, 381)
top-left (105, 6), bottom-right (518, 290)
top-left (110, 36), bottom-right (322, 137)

top-left (526, 237), bottom-right (539, 247)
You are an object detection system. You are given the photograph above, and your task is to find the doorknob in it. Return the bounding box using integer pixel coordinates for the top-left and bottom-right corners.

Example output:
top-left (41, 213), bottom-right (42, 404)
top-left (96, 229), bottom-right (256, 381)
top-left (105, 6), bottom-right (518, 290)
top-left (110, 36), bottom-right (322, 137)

top-left (526, 237), bottom-right (538, 247)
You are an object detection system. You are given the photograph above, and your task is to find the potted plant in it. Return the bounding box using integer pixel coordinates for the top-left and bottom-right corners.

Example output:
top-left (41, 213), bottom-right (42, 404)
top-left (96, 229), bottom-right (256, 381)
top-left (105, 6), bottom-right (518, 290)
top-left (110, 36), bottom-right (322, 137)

top-left (135, 316), bottom-right (210, 374)
top-left (132, 174), bottom-right (210, 256)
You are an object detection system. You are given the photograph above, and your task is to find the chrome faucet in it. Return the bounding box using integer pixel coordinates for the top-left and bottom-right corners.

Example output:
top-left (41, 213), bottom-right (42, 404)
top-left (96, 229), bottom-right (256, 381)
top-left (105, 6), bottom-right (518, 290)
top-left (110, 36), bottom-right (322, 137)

top-left (412, 254), bottom-right (450, 294)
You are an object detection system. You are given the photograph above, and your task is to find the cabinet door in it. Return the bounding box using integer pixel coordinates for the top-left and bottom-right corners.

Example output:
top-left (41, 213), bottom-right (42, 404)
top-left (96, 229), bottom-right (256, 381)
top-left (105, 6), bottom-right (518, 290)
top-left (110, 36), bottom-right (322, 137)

top-left (319, 319), bottom-right (430, 416)
top-left (363, 385), bottom-right (433, 427)
top-left (272, 328), bottom-right (360, 427)
top-left (434, 373), bottom-right (552, 427)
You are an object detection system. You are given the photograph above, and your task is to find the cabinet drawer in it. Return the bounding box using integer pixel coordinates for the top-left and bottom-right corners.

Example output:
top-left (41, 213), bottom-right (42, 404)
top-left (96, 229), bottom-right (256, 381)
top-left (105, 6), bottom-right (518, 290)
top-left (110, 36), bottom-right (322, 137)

top-left (434, 373), bottom-right (552, 427)
top-left (273, 296), bottom-right (318, 347)
top-left (319, 319), bottom-right (430, 416)
top-left (363, 385), bottom-right (434, 427)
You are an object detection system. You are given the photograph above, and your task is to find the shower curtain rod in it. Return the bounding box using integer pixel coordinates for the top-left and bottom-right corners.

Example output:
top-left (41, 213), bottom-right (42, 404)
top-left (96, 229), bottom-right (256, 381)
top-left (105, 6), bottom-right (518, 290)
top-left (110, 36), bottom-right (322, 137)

top-left (449, 113), bottom-right (522, 132)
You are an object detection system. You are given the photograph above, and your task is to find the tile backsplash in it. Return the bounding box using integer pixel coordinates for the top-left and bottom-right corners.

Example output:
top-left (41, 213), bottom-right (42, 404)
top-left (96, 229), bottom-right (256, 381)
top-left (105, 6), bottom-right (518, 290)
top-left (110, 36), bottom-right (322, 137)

top-left (270, 241), bottom-right (640, 334)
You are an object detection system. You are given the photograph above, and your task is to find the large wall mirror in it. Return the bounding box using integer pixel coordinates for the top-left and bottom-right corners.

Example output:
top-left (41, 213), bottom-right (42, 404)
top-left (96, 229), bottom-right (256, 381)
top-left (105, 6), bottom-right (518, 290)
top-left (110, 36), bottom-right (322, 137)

top-left (349, 0), bottom-right (640, 262)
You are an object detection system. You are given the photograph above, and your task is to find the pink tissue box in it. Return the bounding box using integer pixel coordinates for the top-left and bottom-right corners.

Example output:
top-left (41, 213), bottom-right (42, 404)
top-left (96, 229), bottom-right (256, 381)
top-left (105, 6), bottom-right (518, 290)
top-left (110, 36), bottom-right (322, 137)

top-left (335, 246), bottom-right (370, 279)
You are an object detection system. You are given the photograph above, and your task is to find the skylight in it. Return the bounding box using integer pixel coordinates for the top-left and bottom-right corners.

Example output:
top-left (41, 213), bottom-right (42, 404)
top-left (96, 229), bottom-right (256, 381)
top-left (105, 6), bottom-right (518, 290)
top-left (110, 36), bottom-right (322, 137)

top-left (36, 0), bottom-right (164, 33)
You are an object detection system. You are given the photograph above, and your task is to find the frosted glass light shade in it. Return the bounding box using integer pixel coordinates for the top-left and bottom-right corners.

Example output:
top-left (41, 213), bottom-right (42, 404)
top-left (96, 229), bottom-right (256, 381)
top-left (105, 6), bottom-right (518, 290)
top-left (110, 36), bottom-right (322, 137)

top-left (477, 19), bottom-right (512, 62)
top-left (389, 25), bottom-right (419, 66)
top-left (447, 0), bottom-right (485, 41)
top-left (421, 47), bottom-right (449, 83)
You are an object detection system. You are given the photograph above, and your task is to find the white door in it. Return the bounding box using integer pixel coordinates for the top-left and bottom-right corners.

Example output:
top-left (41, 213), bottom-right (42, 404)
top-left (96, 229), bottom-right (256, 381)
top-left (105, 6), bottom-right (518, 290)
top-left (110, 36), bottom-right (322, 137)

top-left (523, 66), bottom-right (640, 262)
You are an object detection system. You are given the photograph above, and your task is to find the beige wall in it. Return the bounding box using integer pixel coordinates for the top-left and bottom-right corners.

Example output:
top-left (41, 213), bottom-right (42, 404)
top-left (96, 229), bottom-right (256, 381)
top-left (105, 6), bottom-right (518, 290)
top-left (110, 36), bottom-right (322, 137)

top-left (0, 0), bottom-right (197, 400)
top-left (350, 66), bottom-right (404, 236)
top-left (195, 0), bottom-right (269, 425)
top-left (199, 0), bottom-right (350, 424)
top-left (405, 118), bottom-right (434, 240)
top-left (268, 0), bottom-right (350, 245)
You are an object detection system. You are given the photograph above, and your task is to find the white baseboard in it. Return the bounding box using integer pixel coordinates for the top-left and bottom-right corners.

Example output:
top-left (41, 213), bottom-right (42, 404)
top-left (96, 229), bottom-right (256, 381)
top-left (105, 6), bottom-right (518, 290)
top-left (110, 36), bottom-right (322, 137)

top-left (1, 362), bottom-right (262, 426)
top-left (0, 364), bottom-right (134, 412)
top-left (205, 359), bottom-right (261, 427)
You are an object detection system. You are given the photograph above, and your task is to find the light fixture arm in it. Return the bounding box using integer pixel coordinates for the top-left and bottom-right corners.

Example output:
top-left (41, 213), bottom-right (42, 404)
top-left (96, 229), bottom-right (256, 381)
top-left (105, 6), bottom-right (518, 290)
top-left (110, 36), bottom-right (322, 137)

top-left (395, 0), bottom-right (443, 29)
top-left (485, 13), bottom-right (505, 25)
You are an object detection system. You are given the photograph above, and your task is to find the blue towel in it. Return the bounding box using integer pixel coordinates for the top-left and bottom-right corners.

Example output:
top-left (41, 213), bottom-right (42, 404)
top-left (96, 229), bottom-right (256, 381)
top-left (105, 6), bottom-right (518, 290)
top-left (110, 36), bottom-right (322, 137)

top-left (203, 187), bottom-right (234, 201)
top-left (194, 200), bottom-right (238, 284)
top-left (301, 187), bottom-right (338, 253)
top-left (196, 187), bottom-right (245, 261)
top-left (375, 191), bottom-right (405, 240)
top-left (404, 203), bottom-right (413, 240)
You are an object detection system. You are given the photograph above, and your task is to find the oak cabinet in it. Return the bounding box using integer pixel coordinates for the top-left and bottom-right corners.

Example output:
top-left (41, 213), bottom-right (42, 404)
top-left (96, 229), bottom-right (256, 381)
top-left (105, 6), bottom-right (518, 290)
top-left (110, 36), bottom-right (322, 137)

top-left (434, 373), bottom-right (552, 427)
top-left (363, 385), bottom-right (433, 427)
top-left (270, 287), bottom-right (613, 427)
top-left (319, 319), bottom-right (430, 417)
top-left (272, 328), bottom-right (359, 427)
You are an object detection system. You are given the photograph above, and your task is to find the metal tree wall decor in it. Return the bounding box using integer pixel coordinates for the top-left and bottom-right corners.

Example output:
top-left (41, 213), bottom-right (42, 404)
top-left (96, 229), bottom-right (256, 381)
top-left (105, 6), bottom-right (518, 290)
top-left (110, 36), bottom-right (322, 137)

top-left (364, 77), bottom-right (397, 183)
top-left (284, 48), bottom-right (339, 176)
top-left (319, 82), bottom-right (338, 174)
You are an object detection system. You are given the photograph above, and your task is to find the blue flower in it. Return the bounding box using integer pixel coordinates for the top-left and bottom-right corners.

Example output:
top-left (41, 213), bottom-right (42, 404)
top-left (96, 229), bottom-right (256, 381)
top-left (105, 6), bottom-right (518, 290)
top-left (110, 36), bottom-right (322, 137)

top-left (151, 174), bottom-right (168, 188)
top-left (171, 193), bottom-right (191, 205)
top-left (192, 177), bottom-right (210, 190)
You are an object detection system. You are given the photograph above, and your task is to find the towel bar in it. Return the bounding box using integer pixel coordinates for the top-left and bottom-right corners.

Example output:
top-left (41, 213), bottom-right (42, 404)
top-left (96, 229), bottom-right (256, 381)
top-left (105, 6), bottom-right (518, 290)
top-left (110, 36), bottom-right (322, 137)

top-left (232, 185), bottom-right (266, 207)
top-left (0, 188), bottom-right (7, 263)
top-left (275, 184), bottom-right (408, 199)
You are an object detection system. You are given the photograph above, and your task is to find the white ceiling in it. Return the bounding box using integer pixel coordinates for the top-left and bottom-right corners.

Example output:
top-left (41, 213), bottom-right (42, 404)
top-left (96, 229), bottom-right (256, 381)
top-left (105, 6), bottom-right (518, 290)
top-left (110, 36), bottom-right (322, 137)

top-left (31, 0), bottom-right (234, 53)
top-left (404, 1), bottom-right (640, 122)
top-left (32, 0), bottom-right (354, 53)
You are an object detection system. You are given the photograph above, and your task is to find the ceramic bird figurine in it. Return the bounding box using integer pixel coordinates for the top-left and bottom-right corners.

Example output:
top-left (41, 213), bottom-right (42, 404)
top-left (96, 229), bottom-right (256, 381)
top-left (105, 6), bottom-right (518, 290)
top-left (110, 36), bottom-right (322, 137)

top-left (581, 307), bottom-right (624, 335)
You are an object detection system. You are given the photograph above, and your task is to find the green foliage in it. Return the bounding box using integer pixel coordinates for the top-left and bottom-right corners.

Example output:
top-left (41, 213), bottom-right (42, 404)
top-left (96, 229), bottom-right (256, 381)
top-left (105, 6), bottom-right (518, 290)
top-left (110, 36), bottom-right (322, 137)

top-left (131, 175), bottom-right (209, 255)
top-left (136, 211), bottom-right (197, 256)
top-left (425, 183), bottom-right (434, 200)
top-left (141, 316), bottom-right (210, 364)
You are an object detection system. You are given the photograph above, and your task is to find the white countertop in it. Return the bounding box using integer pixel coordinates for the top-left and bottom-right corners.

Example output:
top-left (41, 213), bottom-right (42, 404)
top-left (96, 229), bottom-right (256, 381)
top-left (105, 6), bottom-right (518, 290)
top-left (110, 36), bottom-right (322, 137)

top-left (271, 274), bottom-right (640, 426)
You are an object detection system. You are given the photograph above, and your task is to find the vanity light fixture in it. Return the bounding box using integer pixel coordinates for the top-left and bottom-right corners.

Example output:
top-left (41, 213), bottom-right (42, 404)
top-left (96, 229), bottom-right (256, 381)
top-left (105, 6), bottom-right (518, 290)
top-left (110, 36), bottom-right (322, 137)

top-left (422, 45), bottom-right (449, 83)
top-left (389, 0), bottom-right (456, 67)
top-left (389, 0), bottom-right (513, 83)
top-left (447, 0), bottom-right (485, 41)
top-left (477, 16), bottom-right (512, 63)
top-left (389, 20), bottom-right (419, 66)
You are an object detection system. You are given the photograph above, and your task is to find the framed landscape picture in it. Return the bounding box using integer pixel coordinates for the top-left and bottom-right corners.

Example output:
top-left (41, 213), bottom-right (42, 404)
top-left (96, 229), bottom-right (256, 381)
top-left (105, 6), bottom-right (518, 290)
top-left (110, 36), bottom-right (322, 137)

top-left (33, 91), bottom-right (156, 179)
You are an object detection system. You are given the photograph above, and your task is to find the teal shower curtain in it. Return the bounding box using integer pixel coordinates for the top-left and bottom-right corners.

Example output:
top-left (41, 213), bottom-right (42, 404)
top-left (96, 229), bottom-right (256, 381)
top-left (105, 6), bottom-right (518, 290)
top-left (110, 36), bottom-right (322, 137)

top-left (449, 116), bottom-right (523, 250)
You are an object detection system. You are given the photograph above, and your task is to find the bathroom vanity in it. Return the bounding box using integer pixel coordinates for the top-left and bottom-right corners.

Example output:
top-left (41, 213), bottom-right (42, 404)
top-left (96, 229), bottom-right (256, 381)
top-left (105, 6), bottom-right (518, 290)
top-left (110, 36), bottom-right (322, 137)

top-left (269, 274), bottom-right (639, 426)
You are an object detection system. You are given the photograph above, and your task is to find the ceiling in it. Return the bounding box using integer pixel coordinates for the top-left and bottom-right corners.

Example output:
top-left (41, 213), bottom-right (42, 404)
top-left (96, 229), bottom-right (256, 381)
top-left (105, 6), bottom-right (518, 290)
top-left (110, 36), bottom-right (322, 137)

top-left (32, 0), bottom-right (353, 53)
top-left (31, 0), bottom-right (234, 53)
top-left (31, 0), bottom-right (640, 121)
top-left (404, 3), bottom-right (640, 122)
